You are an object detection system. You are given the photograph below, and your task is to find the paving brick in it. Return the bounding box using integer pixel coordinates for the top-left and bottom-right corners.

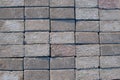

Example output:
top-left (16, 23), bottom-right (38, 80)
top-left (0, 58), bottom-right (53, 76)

top-left (50, 32), bottom-right (74, 44)
top-left (25, 20), bottom-right (49, 31)
top-left (0, 20), bottom-right (24, 32)
top-left (99, 0), bottom-right (120, 9)
top-left (100, 10), bottom-right (120, 20)
top-left (51, 45), bottom-right (75, 57)
top-left (25, 0), bottom-right (49, 6)
top-left (100, 69), bottom-right (120, 80)
top-left (0, 58), bottom-right (23, 70)
top-left (50, 8), bottom-right (74, 19)
top-left (100, 33), bottom-right (120, 43)
top-left (24, 70), bottom-right (49, 80)
top-left (101, 44), bottom-right (120, 56)
top-left (76, 8), bottom-right (99, 20)
top-left (100, 56), bottom-right (120, 68)
top-left (50, 0), bottom-right (74, 7)
top-left (76, 21), bottom-right (99, 32)
top-left (25, 7), bottom-right (49, 18)
top-left (0, 33), bottom-right (23, 44)
top-left (0, 0), bottom-right (24, 6)
top-left (50, 57), bottom-right (75, 69)
top-left (51, 20), bottom-right (75, 31)
top-left (76, 69), bottom-right (99, 80)
top-left (76, 0), bottom-right (98, 7)
top-left (76, 32), bottom-right (99, 44)
top-left (76, 57), bottom-right (99, 69)
top-left (25, 32), bottom-right (49, 44)
top-left (50, 70), bottom-right (75, 80)
top-left (0, 8), bottom-right (23, 19)
top-left (24, 58), bottom-right (49, 70)
top-left (76, 45), bottom-right (99, 57)
top-left (25, 44), bottom-right (49, 57)
top-left (100, 21), bottom-right (120, 32)
top-left (0, 71), bottom-right (23, 80)
top-left (0, 45), bottom-right (24, 57)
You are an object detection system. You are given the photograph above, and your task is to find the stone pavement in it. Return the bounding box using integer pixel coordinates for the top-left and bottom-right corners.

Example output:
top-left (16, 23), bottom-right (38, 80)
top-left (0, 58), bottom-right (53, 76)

top-left (0, 0), bottom-right (120, 80)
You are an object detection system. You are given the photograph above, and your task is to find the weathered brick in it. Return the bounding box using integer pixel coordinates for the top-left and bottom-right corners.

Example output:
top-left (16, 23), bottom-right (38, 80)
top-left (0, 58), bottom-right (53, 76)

top-left (24, 58), bottom-right (49, 70)
top-left (51, 20), bottom-right (75, 31)
top-left (25, 32), bottom-right (49, 44)
top-left (50, 57), bottom-right (75, 69)
top-left (76, 8), bottom-right (99, 19)
top-left (0, 45), bottom-right (24, 57)
top-left (25, 0), bottom-right (49, 6)
top-left (99, 0), bottom-right (120, 9)
top-left (76, 57), bottom-right (99, 69)
top-left (50, 70), bottom-right (75, 80)
top-left (51, 45), bottom-right (75, 57)
top-left (100, 21), bottom-right (120, 32)
top-left (0, 0), bottom-right (24, 6)
top-left (25, 44), bottom-right (49, 57)
top-left (25, 20), bottom-right (49, 31)
top-left (76, 32), bottom-right (99, 43)
top-left (50, 8), bottom-right (74, 19)
top-left (0, 71), bottom-right (23, 80)
top-left (24, 70), bottom-right (49, 80)
top-left (100, 10), bottom-right (120, 20)
top-left (0, 20), bottom-right (24, 32)
top-left (0, 8), bottom-right (23, 19)
top-left (76, 0), bottom-right (97, 7)
top-left (0, 33), bottom-right (23, 44)
top-left (0, 58), bottom-right (23, 70)
top-left (25, 7), bottom-right (49, 18)
top-left (100, 33), bottom-right (120, 43)
top-left (76, 45), bottom-right (99, 57)
top-left (50, 32), bottom-right (74, 44)
top-left (50, 0), bottom-right (74, 7)
top-left (76, 21), bottom-right (99, 32)
top-left (100, 56), bottom-right (120, 68)
top-left (76, 69), bottom-right (99, 80)
top-left (101, 44), bottom-right (120, 56)
top-left (100, 69), bottom-right (120, 80)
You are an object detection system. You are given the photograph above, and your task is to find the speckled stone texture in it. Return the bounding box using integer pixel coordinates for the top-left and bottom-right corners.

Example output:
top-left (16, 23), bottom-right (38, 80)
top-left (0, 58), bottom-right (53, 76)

top-left (0, 0), bottom-right (120, 80)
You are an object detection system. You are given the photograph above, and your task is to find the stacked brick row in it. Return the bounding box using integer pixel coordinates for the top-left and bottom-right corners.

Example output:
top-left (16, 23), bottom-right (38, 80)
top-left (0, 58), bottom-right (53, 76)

top-left (0, 0), bottom-right (120, 80)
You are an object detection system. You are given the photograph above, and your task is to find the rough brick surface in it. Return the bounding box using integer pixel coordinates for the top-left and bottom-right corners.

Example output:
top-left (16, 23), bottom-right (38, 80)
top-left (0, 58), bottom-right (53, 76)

top-left (76, 0), bottom-right (98, 7)
top-left (100, 56), bottom-right (120, 68)
top-left (0, 58), bottom-right (23, 70)
top-left (76, 21), bottom-right (99, 32)
top-left (76, 69), bottom-right (99, 80)
top-left (24, 70), bottom-right (49, 80)
top-left (76, 32), bottom-right (99, 43)
top-left (51, 45), bottom-right (75, 57)
top-left (0, 71), bottom-right (23, 80)
top-left (50, 8), bottom-right (74, 19)
top-left (25, 20), bottom-right (49, 31)
top-left (76, 45), bottom-right (99, 57)
top-left (50, 70), bottom-right (75, 80)
top-left (25, 32), bottom-right (49, 44)
top-left (100, 33), bottom-right (120, 43)
top-left (76, 8), bottom-right (99, 19)
top-left (0, 33), bottom-right (23, 44)
top-left (24, 58), bottom-right (49, 70)
top-left (76, 57), bottom-right (99, 69)
top-left (50, 57), bottom-right (75, 69)
top-left (25, 7), bottom-right (49, 18)
top-left (50, 32), bottom-right (74, 44)
top-left (101, 44), bottom-right (120, 56)
top-left (0, 20), bottom-right (24, 32)
top-left (0, 45), bottom-right (24, 57)
top-left (50, 0), bottom-right (74, 7)
top-left (51, 20), bottom-right (75, 31)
